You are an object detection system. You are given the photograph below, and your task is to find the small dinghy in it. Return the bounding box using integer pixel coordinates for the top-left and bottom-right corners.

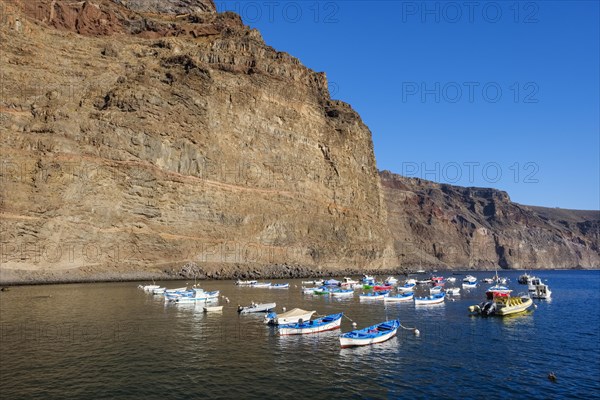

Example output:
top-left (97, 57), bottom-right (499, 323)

top-left (238, 302), bottom-right (276, 314)
top-left (339, 320), bottom-right (400, 348)
top-left (251, 282), bottom-right (272, 288)
top-left (446, 287), bottom-right (461, 295)
top-left (429, 286), bottom-right (443, 294)
top-left (414, 292), bottom-right (446, 305)
top-left (265, 308), bottom-right (316, 325)
top-left (384, 292), bottom-right (414, 302)
top-left (279, 313), bottom-right (343, 336)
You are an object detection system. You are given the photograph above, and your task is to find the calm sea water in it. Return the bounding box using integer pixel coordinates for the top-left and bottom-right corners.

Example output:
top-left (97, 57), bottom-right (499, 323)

top-left (1, 270), bottom-right (599, 399)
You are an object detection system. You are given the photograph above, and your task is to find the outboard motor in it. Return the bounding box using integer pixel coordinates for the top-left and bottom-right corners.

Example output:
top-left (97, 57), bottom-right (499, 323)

top-left (265, 311), bottom-right (277, 325)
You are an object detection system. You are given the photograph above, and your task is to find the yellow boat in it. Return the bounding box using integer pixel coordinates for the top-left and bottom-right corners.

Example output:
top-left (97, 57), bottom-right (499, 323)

top-left (469, 294), bottom-right (533, 316)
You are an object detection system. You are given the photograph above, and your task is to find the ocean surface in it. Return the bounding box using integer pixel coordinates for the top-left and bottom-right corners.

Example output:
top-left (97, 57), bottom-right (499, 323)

top-left (1, 270), bottom-right (599, 399)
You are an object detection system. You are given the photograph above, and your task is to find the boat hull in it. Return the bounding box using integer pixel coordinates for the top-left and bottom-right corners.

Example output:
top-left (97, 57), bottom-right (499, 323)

top-left (238, 303), bottom-right (276, 314)
top-left (279, 314), bottom-right (343, 336)
top-left (384, 293), bottom-right (414, 302)
top-left (339, 320), bottom-right (400, 348)
top-left (497, 297), bottom-right (533, 316)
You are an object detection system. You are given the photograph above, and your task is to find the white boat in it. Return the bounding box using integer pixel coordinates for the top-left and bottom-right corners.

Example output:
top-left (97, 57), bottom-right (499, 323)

top-left (416, 279), bottom-right (432, 284)
top-left (483, 278), bottom-right (495, 283)
top-left (397, 282), bottom-right (416, 293)
top-left (270, 283), bottom-right (290, 289)
top-left (238, 302), bottom-right (276, 314)
top-left (302, 279), bottom-right (324, 285)
top-left (264, 308), bottom-right (316, 325)
top-left (414, 292), bottom-right (446, 305)
top-left (339, 320), bottom-right (400, 348)
top-left (164, 287), bottom-right (188, 294)
top-left (446, 277), bottom-right (456, 283)
top-left (359, 291), bottom-right (389, 300)
top-left (530, 280), bottom-right (552, 299)
top-left (341, 277), bottom-right (359, 286)
top-left (384, 292), bottom-right (414, 302)
top-left (446, 287), bottom-right (460, 295)
top-left (235, 280), bottom-right (257, 286)
top-left (302, 287), bottom-right (317, 294)
top-left (463, 275), bottom-right (477, 283)
top-left (203, 305), bottom-right (223, 312)
top-left (385, 276), bottom-right (399, 285)
top-left (527, 277), bottom-right (542, 292)
top-left (279, 313), bottom-right (343, 336)
top-left (251, 282), bottom-right (272, 288)
top-left (140, 284), bottom-right (160, 291)
top-left (152, 287), bottom-right (166, 294)
top-left (429, 286), bottom-right (443, 294)
top-left (462, 282), bottom-right (477, 289)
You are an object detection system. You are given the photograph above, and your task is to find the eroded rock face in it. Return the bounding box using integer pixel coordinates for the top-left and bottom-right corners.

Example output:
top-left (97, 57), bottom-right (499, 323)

top-left (0, 0), bottom-right (394, 284)
top-left (380, 171), bottom-right (600, 270)
top-left (112, 0), bottom-right (217, 14)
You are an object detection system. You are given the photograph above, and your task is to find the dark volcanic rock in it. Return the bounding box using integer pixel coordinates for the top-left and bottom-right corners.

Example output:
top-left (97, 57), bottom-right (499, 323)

top-left (380, 170), bottom-right (599, 270)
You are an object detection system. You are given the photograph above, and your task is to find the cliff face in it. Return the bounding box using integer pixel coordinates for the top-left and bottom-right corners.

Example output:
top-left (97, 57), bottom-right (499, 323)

top-left (0, 0), bottom-right (395, 283)
top-left (380, 171), bottom-right (599, 270)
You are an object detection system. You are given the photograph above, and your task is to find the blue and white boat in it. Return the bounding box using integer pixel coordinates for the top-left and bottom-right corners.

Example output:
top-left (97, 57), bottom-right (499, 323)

top-left (414, 292), bottom-right (445, 305)
top-left (339, 319), bottom-right (400, 348)
top-left (384, 292), bottom-right (414, 302)
top-left (359, 291), bottom-right (390, 300)
top-left (462, 281), bottom-right (477, 289)
top-left (429, 286), bottom-right (443, 294)
top-left (362, 275), bottom-right (375, 285)
top-left (271, 283), bottom-right (290, 289)
top-left (279, 313), bottom-right (343, 335)
top-left (264, 308), bottom-right (316, 325)
top-left (331, 289), bottom-right (354, 297)
top-left (397, 280), bottom-right (417, 293)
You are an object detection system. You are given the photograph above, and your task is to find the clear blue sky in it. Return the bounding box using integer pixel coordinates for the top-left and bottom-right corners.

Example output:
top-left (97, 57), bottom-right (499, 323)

top-left (216, 1), bottom-right (599, 210)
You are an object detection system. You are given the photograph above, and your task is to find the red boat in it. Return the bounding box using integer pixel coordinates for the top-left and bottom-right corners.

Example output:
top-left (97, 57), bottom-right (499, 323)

top-left (373, 285), bottom-right (394, 292)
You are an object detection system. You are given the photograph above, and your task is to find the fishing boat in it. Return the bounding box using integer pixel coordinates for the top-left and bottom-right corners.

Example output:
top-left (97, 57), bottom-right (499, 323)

top-left (527, 277), bottom-right (543, 292)
top-left (463, 275), bottom-right (477, 283)
top-left (446, 287), bottom-right (460, 295)
top-left (339, 320), bottom-right (400, 348)
top-left (302, 279), bottom-right (324, 285)
top-left (359, 291), bottom-right (389, 300)
top-left (429, 286), bottom-right (443, 294)
top-left (251, 282), bottom-right (272, 288)
top-left (446, 277), bottom-right (456, 283)
top-left (518, 272), bottom-right (531, 284)
top-left (469, 293), bottom-right (533, 316)
top-left (164, 287), bottom-right (188, 294)
top-left (483, 278), bottom-right (495, 283)
top-left (362, 275), bottom-right (375, 285)
top-left (152, 287), bottom-right (166, 294)
top-left (397, 281), bottom-right (417, 293)
top-left (302, 287), bottom-right (317, 295)
top-left (416, 279), bottom-right (432, 284)
top-left (486, 285), bottom-right (512, 299)
top-left (279, 313), bottom-right (343, 335)
top-left (203, 305), bottom-right (223, 312)
top-left (414, 292), bottom-right (445, 305)
top-left (324, 279), bottom-right (341, 287)
top-left (530, 281), bottom-right (552, 299)
top-left (270, 283), bottom-right (290, 289)
top-left (462, 281), bottom-right (477, 289)
top-left (331, 289), bottom-right (354, 297)
top-left (384, 292), bottom-right (414, 302)
top-left (373, 284), bottom-right (393, 292)
top-left (235, 280), bottom-right (257, 286)
top-left (264, 308), bottom-right (316, 325)
top-left (238, 302), bottom-right (276, 314)
top-left (341, 277), bottom-right (359, 287)
top-left (384, 276), bottom-right (399, 285)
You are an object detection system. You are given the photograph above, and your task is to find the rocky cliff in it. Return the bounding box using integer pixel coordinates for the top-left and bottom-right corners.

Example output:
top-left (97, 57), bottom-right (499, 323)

top-left (380, 171), bottom-right (599, 270)
top-left (0, 1), bottom-right (597, 284)
top-left (0, 0), bottom-right (395, 284)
